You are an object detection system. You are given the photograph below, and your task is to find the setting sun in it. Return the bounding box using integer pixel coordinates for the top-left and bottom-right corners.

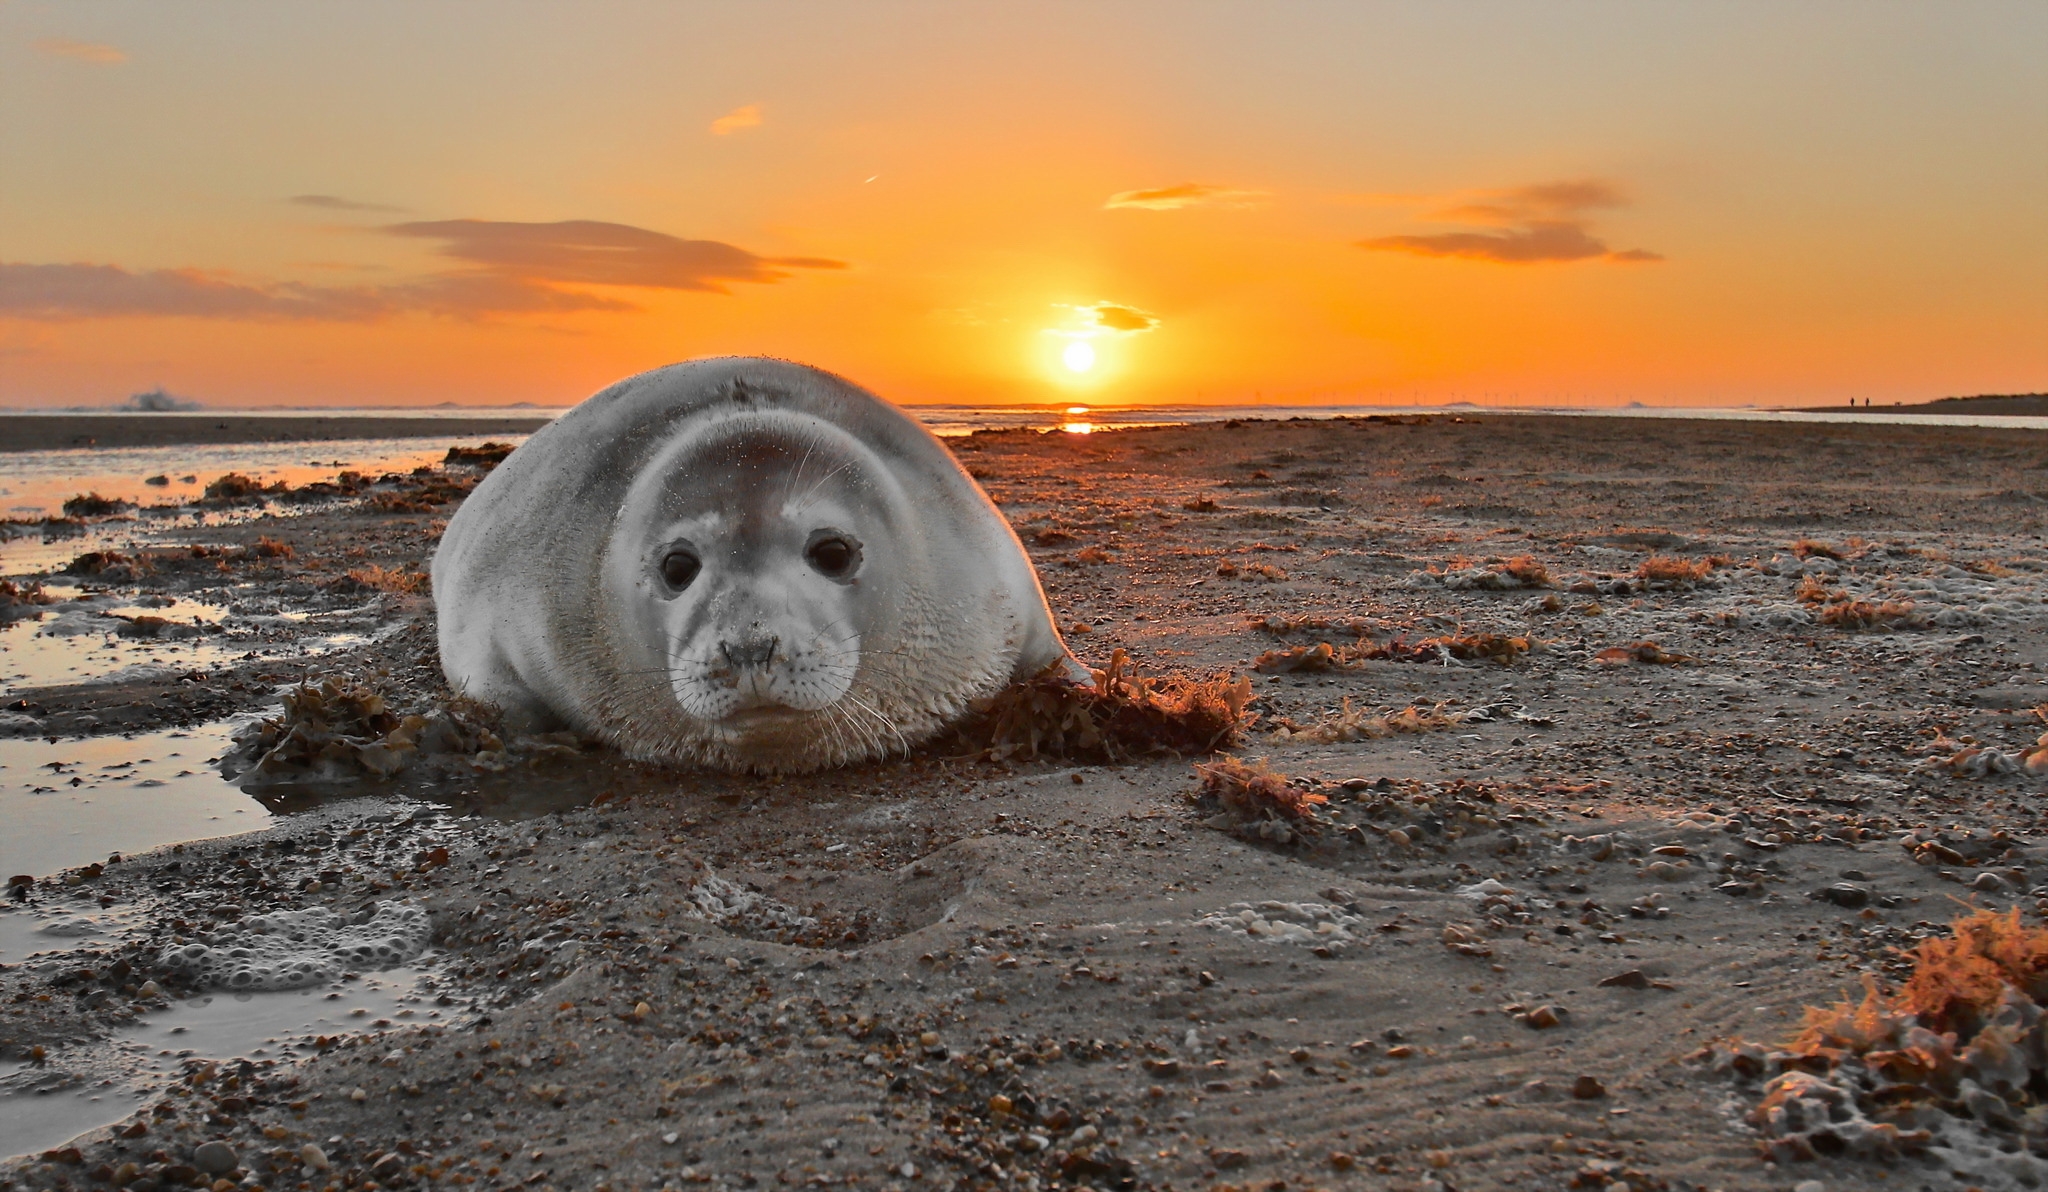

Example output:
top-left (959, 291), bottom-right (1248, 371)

top-left (1062, 341), bottom-right (1096, 373)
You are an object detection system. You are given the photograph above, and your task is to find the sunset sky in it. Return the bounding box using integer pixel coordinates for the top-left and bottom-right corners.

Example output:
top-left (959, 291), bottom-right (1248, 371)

top-left (3, 3), bottom-right (2044, 410)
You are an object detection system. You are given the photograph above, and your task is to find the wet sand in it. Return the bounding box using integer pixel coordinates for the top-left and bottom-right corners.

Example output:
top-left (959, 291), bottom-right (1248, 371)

top-left (7, 412), bottom-right (2048, 1190)
top-left (0, 414), bottom-right (554, 453)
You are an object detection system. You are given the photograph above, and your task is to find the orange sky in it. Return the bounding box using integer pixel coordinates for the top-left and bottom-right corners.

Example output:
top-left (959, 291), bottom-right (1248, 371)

top-left (3, 3), bottom-right (2045, 409)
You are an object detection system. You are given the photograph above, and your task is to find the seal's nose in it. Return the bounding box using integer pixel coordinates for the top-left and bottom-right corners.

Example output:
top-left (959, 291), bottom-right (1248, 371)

top-left (720, 636), bottom-right (779, 670)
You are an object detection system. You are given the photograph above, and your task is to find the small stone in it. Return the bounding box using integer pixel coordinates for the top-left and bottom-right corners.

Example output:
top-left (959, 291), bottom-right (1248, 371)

top-left (1571, 1075), bottom-right (1607, 1099)
top-left (348, 1087), bottom-right (368, 1103)
top-left (136, 980), bottom-right (162, 999)
top-left (1328, 1152), bottom-right (1356, 1171)
top-left (918, 1031), bottom-right (939, 1047)
top-left (1209, 1148), bottom-right (1250, 1170)
top-left (1818, 883), bottom-right (1870, 908)
top-left (1972, 872), bottom-right (2008, 893)
top-left (1598, 970), bottom-right (1650, 990)
top-left (1523, 1005), bottom-right (1567, 1029)
top-left (1142, 1057), bottom-right (1180, 1077)
top-left (299, 1144), bottom-right (329, 1171)
top-left (988, 1094), bottom-right (1013, 1115)
top-left (662, 1132), bottom-right (680, 1146)
top-left (632, 1001), bottom-right (653, 1019)
top-left (1792, 1181), bottom-right (1825, 1192)
top-left (192, 1141), bottom-right (237, 1175)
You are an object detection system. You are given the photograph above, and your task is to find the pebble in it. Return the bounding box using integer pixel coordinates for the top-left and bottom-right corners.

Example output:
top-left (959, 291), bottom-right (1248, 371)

top-left (348, 1087), bottom-right (368, 1102)
top-left (299, 1144), bottom-right (329, 1171)
top-left (1571, 1075), bottom-right (1607, 1099)
top-left (1818, 883), bottom-right (1870, 908)
top-left (1523, 1005), bottom-right (1567, 1029)
top-left (192, 1141), bottom-right (237, 1175)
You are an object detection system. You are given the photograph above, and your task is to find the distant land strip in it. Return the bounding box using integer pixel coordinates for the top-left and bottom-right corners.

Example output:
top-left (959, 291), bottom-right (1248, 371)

top-left (0, 413), bottom-right (557, 453)
top-left (1789, 392), bottom-right (2048, 416)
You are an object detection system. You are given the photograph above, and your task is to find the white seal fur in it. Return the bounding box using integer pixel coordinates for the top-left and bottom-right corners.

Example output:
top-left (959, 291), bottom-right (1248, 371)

top-left (432, 357), bottom-right (1076, 772)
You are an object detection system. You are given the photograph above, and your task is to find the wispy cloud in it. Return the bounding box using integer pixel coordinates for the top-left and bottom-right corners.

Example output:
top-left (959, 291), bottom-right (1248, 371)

top-left (36, 38), bottom-right (126, 64)
top-left (1051, 301), bottom-right (1161, 338)
top-left (0, 218), bottom-right (846, 322)
top-left (384, 219), bottom-right (845, 294)
top-left (709, 104), bottom-right (763, 136)
top-left (0, 263), bottom-right (388, 321)
top-left (288, 194), bottom-right (406, 214)
top-left (1104, 183), bottom-right (1268, 211)
top-left (1358, 179), bottom-right (1662, 265)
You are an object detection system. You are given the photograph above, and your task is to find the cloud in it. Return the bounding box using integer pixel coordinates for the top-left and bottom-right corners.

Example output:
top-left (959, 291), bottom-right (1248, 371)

top-left (1087, 303), bottom-right (1159, 333)
top-left (384, 219), bottom-right (846, 294)
top-left (37, 38), bottom-right (126, 64)
top-left (1051, 301), bottom-right (1160, 338)
top-left (0, 219), bottom-right (846, 322)
top-left (709, 104), bottom-right (763, 136)
top-left (0, 263), bottom-right (385, 321)
top-left (288, 194), bottom-right (406, 214)
top-left (1358, 178), bottom-right (1662, 265)
top-left (1104, 183), bottom-right (1267, 211)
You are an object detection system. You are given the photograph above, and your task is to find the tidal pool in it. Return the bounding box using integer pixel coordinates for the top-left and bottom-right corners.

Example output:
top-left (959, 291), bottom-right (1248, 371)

top-left (0, 724), bottom-right (270, 882)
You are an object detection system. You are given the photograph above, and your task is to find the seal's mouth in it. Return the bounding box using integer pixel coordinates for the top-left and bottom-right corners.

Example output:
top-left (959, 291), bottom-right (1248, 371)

top-left (719, 704), bottom-right (809, 727)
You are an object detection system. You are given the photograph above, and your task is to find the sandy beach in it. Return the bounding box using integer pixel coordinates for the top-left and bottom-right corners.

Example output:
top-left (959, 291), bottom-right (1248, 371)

top-left (7, 412), bottom-right (2048, 1191)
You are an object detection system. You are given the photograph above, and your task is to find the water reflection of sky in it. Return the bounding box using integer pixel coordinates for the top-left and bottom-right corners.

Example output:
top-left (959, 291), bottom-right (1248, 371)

top-left (0, 723), bottom-right (270, 881)
top-left (0, 435), bottom-right (525, 520)
top-left (0, 964), bottom-right (446, 1162)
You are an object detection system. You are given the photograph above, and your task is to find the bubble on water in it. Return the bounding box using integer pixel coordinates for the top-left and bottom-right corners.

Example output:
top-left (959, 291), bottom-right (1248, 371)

top-left (156, 901), bottom-right (430, 991)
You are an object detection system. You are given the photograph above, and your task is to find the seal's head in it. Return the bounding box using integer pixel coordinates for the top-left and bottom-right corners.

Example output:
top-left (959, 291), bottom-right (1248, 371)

top-left (599, 410), bottom-right (915, 767)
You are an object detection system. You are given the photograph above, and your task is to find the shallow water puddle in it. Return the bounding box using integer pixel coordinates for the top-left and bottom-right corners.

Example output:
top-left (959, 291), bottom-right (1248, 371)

top-left (0, 724), bottom-right (270, 881)
top-left (1, 587), bottom-right (234, 692)
top-left (0, 966), bottom-right (447, 1161)
top-left (0, 904), bottom-right (146, 965)
top-left (1, 585), bottom-right (374, 693)
top-left (0, 437), bottom-right (520, 523)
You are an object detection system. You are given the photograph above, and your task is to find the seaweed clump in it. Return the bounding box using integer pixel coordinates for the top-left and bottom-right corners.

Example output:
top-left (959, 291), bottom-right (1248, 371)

top-left (60, 492), bottom-right (136, 518)
top-left (0, 579), bottom-right (54, 623)
top-left (1252, 632), bottom-right (1532, 672)
top-left (1724, 910), bottom-right (2048, 1174)
top-left (1193, 756), bottom-right (1326, 826)
top-left (1270, 698), bottom-right (1462, 744)
top-left (444, 441), bottom-right (516, 470)
top-left (971, 648), bottom-right (1254, 763)
top-left (232, 679), bottom-right (510, 784)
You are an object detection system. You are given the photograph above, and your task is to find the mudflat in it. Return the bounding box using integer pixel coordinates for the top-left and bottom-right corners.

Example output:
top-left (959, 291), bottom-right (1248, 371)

top-left (7, 412), bottom-right (2048, 1191)
top-left (0, 413), bottom-right (555, 453)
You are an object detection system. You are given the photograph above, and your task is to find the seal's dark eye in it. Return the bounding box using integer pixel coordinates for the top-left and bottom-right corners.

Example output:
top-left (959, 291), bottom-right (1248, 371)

top-left (660, 549), bottom-right (701, 591)
top-left (805, 535), bottom-right (860, 580)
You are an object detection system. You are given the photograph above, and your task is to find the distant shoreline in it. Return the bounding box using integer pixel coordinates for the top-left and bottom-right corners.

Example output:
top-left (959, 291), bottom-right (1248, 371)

top-left (0, 412), bottom-right (556, 453)
top-left (1784, 392), bottom-right (2048, 416)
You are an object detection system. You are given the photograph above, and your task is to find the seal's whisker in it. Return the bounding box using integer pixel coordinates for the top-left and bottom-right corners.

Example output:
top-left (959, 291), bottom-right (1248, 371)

top-left (790, 456), bottom-right (856, 516)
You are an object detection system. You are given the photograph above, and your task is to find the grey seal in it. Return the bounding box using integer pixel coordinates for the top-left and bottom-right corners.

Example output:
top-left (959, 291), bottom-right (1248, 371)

top-left (431, 357), bottom-right (1077, 772)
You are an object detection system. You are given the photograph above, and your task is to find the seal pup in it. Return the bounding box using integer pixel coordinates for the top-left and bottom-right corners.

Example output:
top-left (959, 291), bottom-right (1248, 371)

top-left (432, 357), bottom-right (1079, 772)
